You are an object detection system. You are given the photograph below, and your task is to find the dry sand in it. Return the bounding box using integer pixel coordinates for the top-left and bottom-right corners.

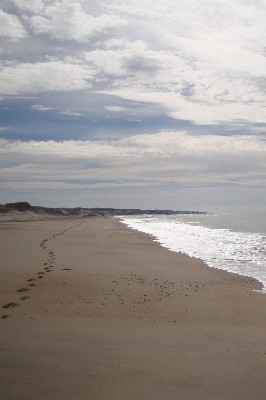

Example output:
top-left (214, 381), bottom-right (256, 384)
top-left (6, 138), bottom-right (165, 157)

top-left (1, 215), bottom-right (266, 399)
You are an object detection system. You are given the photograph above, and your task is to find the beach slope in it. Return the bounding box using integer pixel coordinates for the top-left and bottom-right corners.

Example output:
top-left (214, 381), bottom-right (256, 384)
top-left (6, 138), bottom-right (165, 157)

top-left (1, 216), bottom-right (266, 399)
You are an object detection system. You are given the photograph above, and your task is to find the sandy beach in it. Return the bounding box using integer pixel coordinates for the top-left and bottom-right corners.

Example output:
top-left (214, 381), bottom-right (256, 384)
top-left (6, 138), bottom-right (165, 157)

top-left (1, 215), bottom-right (266, 399)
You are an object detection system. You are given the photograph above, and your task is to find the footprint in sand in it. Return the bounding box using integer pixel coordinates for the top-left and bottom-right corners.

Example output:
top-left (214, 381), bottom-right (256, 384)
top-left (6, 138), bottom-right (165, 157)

top-left (2, 302), bottom-right (20, 309)
top-left (16, 288), bottom-right (29, 293)
top-left (20, 296), bottom-right (30, 301)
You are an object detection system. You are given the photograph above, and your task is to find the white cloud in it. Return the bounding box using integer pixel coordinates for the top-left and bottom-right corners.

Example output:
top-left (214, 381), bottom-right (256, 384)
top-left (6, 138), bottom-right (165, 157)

top-left (1, 0), bottom-right (266, 210)
top-left (0, 9), bottom-right (27, 40)
top-left (82, 8), bottom-right (266, 125)
top-left (105, 106), bottom-right (128, 113)
top-left (20, 0), bottom-right (127, 42)
top-left (92, 0), bottom-right (266, 125)
top-left (2, 0), bottom-right (265, 126)
top-left (60, 110), bottom-right (82, 117)
top-left (100, 88), bottom-right (266, 125)
top-left (32, 104), bottom-right (53, 111)
top-left (0, 60), bottom-right (95, 95)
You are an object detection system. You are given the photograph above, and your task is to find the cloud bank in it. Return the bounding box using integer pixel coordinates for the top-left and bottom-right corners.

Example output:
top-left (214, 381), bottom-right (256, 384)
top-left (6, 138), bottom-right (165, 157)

top-left (1, 131), bottom-right (265, 188)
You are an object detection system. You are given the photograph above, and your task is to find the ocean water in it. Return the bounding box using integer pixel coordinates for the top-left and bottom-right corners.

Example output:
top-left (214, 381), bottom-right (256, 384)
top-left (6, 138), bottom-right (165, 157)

top-left (118, 212), bottom-right (266, 293)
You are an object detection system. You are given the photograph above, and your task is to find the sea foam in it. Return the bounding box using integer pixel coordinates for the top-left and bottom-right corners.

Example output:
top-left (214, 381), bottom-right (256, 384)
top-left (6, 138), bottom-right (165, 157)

top-left (119, 214), bottom-right (266, 293)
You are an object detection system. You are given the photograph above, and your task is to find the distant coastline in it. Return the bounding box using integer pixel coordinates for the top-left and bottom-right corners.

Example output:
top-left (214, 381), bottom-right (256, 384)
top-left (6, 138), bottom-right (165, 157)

top-left (0, 201), bottom-right (207, 217)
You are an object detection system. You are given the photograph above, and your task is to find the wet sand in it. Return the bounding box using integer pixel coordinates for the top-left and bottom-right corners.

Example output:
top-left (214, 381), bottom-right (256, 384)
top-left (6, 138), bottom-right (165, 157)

top-left (1, 215), bottom-right (266, 399)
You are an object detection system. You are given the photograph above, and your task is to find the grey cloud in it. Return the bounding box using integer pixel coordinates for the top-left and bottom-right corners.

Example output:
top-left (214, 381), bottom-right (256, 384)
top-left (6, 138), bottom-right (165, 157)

top-left (10, 0), bottom-right (45, 14)
top-left (1, 130), bottom-right (265, 212)
top-left (123, 55), bottom-right (160, 75)
top-left (1, 131), bottom-right (265, 176)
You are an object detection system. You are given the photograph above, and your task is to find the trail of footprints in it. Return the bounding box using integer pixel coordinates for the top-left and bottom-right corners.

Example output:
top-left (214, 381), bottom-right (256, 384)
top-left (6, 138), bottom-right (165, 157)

top-left (1, 239), bottom-right (56, 319)
top-left (2, 220), bottom-right (203, 322)
top-left (1, 224), bottom-right (82, 319)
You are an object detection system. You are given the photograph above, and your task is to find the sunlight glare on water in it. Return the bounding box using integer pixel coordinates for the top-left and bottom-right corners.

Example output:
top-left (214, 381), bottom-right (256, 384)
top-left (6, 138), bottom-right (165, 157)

top-left (119, 214), bottom-right (266, 293)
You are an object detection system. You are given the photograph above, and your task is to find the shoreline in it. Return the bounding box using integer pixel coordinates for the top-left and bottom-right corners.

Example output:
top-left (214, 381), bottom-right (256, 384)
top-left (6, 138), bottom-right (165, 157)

top-left (1, 215), bottom-right (266, 399)
top-left (117, 214), bottom-right (266, 295)
top-left (116, 216), bottom-right (265, 294)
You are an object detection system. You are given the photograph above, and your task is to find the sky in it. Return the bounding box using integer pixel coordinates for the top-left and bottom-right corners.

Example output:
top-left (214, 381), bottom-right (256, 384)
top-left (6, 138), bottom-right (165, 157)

top-left (0, 0), bottom-right (266, 212)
